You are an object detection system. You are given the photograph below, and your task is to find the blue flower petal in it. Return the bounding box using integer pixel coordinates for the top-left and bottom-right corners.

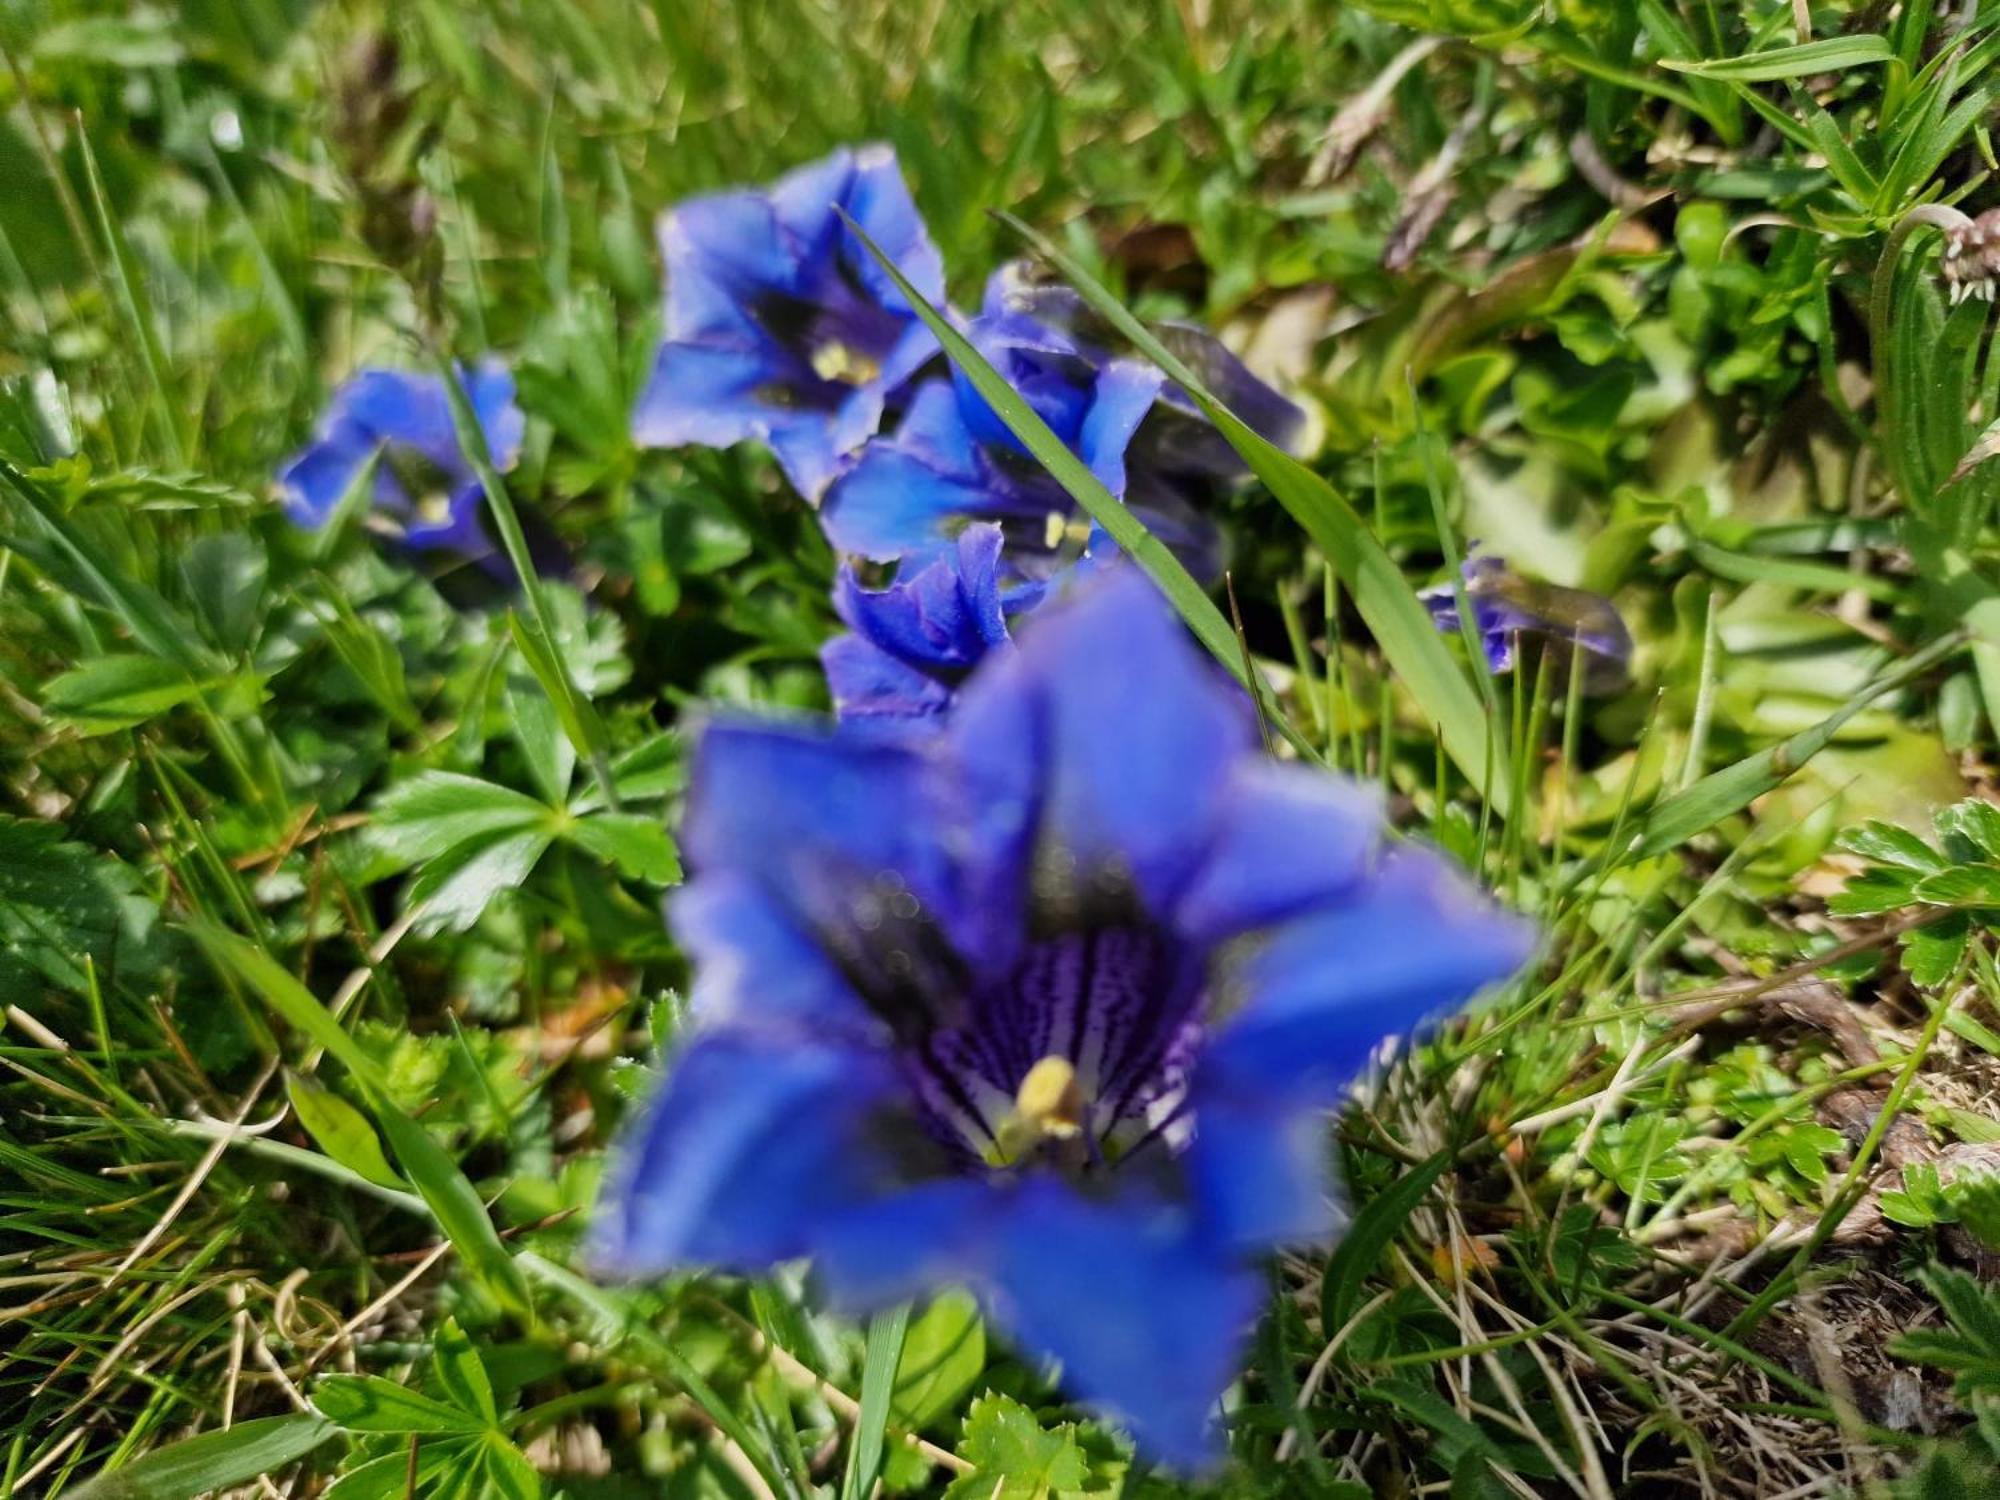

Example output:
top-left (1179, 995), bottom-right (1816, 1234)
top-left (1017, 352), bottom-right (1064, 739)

top-left (632, 339), bottom-right (804, 451)
top-left (951, 567), bottom-right (1252, 910)
top-left (336, 368), bottom-right (467, 476)
top-left (400, 480), bottom-right (496, 560)
top-left (1173, 763), bottom-right (1383, 947)
top-left (671, 870), bottom-right (877, 1034)
top-left (821, 633), bottom-right (957, 732)
top-left (983, 1181), bottom-right (1259, 1468)
top-left (277, 428), bottom-right (373, 528)
top-left (839, 143), bottom-right (947, 313)
top-left (594, 1031), bottom-right (914, 1275)
top-left (1205, 848), bottom-right (1534, 1103)
top-left (1078, 359), bottom-right (1166, 495)
top-left (818, 383), bottom-right (993, 561)
top-left (1184, 1090), bottom-right (1341, 1251)
top-left (661, 188), bottom-right (802, 338)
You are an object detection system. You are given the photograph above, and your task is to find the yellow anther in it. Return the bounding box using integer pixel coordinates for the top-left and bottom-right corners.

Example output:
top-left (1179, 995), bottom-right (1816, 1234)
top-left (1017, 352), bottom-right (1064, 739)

top-left (415, 491), bottom-right (455, 525)
top-left (1014, 1055), bottom-right (1085, 1140)
top-left (810, 340), bottom-right (880, 386)
top-left (1042, 510), bottom-right (1068, 551)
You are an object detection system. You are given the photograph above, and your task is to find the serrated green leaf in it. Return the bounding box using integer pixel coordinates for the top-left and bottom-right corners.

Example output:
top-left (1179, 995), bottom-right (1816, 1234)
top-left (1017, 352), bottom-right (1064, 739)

top-left (943, 1393), bottom-right (1095, 1500)
top-left (314, 1374), bottom-right (488, 1434)
top-left (434, 1316), bottom-right (499, 1425)
top-left (1941, 801), bottom-right (2000, 862)
top-left (1912, 865), bottom-right (2000, 907)
top-left (406, 827), bottom-right (553, 933)
top-left (371, 772), bottom-right (553, 868)
top-left (42, 653), bottom-right (207, 732)
top-left (563, 812), bottom-right (681, 884)
top-left (1838, 820), bottom-right (1947, 872)
top-left (1904, 915), bottom-right (1973, 989)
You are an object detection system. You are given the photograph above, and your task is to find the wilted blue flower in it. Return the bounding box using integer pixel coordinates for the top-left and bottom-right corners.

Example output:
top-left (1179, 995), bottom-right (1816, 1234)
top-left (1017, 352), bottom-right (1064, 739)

top-left (630, 145), bottom-right (946, 501)
top-left (1420, 555), bottom-right (1632, 691)
top-left (819, 267), bottom-right (1302, 585)
top-left (278, 364), bottom-right (523, 566)
top-left (822, 523), bottom-right (1044, 733)
top-left (596, 570), bottom-right (1531, 1465)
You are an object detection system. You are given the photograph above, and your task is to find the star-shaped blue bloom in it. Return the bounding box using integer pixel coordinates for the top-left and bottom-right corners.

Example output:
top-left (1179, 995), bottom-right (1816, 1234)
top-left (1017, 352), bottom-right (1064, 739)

top-left (596, 570), bottom-right (1533, 1465)
top-left (278, 364), bottom-right (524, 568)
top-left (821, 523), bottom-right (1044, 734)
top-left (819, 267), bottom-right (1303, 586)
top-left (630, 145), bottom-right (947, 501)
top-left (1419, 555), bottom-right (1632, 689)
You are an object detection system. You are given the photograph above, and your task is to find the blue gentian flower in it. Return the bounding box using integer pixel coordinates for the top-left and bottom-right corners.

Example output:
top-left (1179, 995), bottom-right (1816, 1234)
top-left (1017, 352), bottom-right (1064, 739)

top-left (819, 266), bottom-right (1303, 585)
top-left (596, 570), bottom-right (1532, 1465)
top-left (279, 364), bottom-right (524, 567)
top-left (1420, 555), bottom-right (1632, 691)
top-left (822, 523), bottom-right (1044, 733)
top-left (630, 145), bottom-right (947, 501)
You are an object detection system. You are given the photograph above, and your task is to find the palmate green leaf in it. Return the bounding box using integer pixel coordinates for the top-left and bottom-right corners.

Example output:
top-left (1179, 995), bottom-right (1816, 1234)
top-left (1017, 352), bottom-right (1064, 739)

top-left (406, 828), bottom-right (554, 934)
top-left (989, 213), bottom-right (1509, 810)
top-left (562, 812), bottom-right (682, 884)
top-left (1662, 34), bottom-right (1897, 81)
top-left (480, 1433), bottom-right (544, 1500)
top-left (41, 653), bottom-right (209, 733)
top-left (314, 1374), bottom-right (488, 1434)
top-left (66, 1414), bottom-right (335, 1500)
top-left (322, 1444), bottom-right (463, 1500)
top-left (1838, 820), bottom-right (1948, 872)
top-left (433, 1317), bottom-right (500, 1425)
top-left (0, 814), bottom-right (165, 998)
top-left (371, 772), bottom-right (554, 867)
top-left (942, 1393), bottom-right (1097, 1500)
top-left (286, 1071), bottom-right (407, 1191)
top-left (190, 923), bottom-right (533, 1319)
top-left (1912, 865), bottom-right (2000, 906)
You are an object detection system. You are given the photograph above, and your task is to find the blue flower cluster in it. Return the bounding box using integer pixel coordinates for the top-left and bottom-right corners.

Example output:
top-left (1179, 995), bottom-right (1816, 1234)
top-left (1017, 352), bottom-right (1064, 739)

top-left (279, 145), bottom-right (1535, 1466)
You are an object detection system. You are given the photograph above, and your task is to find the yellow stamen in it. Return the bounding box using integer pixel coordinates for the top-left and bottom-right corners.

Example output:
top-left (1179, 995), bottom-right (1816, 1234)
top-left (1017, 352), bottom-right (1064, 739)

top-left (810, 340), bottom-right (881, 386)
top-left (1014, 1055), bottom-right (1085, 1140)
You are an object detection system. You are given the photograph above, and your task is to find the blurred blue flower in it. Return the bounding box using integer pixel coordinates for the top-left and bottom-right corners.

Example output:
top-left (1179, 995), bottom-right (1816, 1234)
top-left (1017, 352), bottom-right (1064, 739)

top-left (819, 266), bottom-right (1302, 585)
top-left (630, 145), bottom-right (946, 501)
top-left (278, 364), bottom-right (523, 567)
top-left (1420, 554), bottom-right (1632, 690)
top-left (596, 570), bottom-right (1531, 1465)
top-left (821, 522), bottom-right (1043, 734)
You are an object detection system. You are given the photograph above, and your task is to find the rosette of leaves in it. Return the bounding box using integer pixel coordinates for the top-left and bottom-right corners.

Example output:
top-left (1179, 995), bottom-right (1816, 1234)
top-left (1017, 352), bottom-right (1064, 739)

top-left (1830, 801), bottom-right (2000, 988)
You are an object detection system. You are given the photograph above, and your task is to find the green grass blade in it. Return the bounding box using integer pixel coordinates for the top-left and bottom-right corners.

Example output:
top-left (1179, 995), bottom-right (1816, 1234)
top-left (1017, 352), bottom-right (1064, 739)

top-left (842, 1304), bottom-right (910, 1500)
top-left (76, 119), bottom-right (188, 467)
top-left (993, 212), bottom-right (1509, 810)
top-left (1662, 35), bottom-right (1898, 80)
top-left (66, 1414), bottom-right (335, 1500)
top-left (1627, 629), bottom-right (1966, 860)
top-left (190, 920), bottom-right (534, 1320)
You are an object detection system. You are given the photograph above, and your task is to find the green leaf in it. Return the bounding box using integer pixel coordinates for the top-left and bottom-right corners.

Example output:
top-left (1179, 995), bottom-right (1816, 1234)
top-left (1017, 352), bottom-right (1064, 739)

top-left (405, 827), bottom-right (553, 933)
top-left (943, 1393), bottom-right (1096, 1500)
top-left (1904, 915), bottom-right (1972, 989)
top-left (314, 1374), bottom-right (488, 1434)
top-left (0, 815), bottom-right (165, 997)
top-left (991, 212), bottom-right (1509, 808)
top-left (843, 1303), bottom-right (910, 1500)
top-left (322, 1445), bottom-right (463, 1500)
top-left (1628, 630), bottom-right (1964, 860)
top-left (1662, 35), bottom-right (1897, 80)
top-left (563, 812), bottom-right (682, 884)
top-left (286, 1071), bottom-right (407, 1191)
top-left (1322, 1149), bottom-right (1450, 1334)
top-left (371, 772), bottom-right (553, 868)
top-left (480, 1433), bottom-right (543, 1500)
top-left (42, 654), bottom-right (210, 733)
top-left (1829, 868), bottom-right (1920, 918)
top-left (1913, 865), bottom-right (2000, 906)
top-left (893, 1290), bottom-right (987, 1428)
top-left (1838, 820), bottom-right (1947, 872)
top-left (66, 1415), bottom-right (335, 1500)
top-left (1941, 800), bottom-right (2000, 862)
top-left (433, 1317), bottom-right (499, 1425)
top-left (189, 923), bottom-right (533, 1319)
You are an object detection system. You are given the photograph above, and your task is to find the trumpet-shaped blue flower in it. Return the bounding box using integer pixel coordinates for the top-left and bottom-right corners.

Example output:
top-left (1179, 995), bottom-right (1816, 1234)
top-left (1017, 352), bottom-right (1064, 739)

top-left (278, 364), bottom-right (523, 567)
top-left (1420, 554), bottom-right (1632, 691)
top-left (596, 570), bottom-right (1532, 1465)
top-left (822, 523), bottom-right (1043, 733)
top-left (819, 267), bottom-right (1302, 585)
top-left (631, 145), bottom-right (946, 501)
